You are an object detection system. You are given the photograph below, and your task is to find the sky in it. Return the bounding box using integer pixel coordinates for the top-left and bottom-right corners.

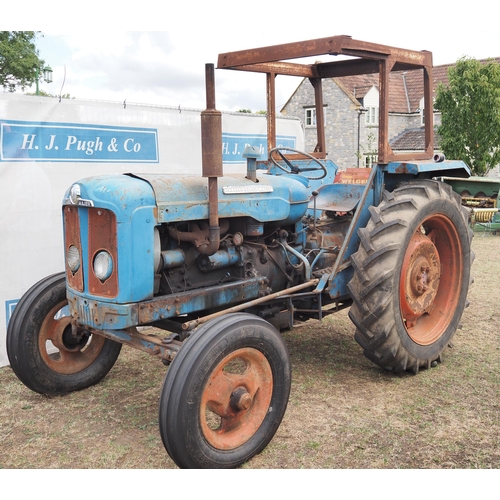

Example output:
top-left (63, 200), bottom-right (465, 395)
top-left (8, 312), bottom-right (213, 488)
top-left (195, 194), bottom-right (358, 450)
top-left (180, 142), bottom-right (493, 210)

top-left (8, 0), bottom-right (500, 113)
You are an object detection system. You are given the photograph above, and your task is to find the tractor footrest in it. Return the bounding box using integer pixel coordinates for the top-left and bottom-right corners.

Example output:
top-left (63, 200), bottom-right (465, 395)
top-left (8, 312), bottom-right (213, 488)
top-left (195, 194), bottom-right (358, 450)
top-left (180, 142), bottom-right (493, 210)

top-left (312, 266), bottom-right (334, 278)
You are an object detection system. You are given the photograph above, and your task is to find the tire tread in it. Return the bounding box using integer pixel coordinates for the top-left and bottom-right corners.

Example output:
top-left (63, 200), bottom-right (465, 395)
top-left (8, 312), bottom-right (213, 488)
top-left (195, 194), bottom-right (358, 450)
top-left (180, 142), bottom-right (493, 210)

top-left (348, 179), bottom-right (473, 373)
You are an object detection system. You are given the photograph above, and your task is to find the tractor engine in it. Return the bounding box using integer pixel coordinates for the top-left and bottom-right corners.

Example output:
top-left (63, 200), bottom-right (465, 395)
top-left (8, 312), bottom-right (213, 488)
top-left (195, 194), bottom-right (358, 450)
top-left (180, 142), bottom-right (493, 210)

top-left (154, 211), bottom-right (348, 298)
top-left (62, 169), bottom-right (349, 334)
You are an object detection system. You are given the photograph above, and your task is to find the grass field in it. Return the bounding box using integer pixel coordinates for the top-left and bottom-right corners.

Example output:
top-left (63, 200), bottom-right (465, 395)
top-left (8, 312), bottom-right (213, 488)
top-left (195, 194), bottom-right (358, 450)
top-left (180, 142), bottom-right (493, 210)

top-left (1, 233), bottom-right (499, 469)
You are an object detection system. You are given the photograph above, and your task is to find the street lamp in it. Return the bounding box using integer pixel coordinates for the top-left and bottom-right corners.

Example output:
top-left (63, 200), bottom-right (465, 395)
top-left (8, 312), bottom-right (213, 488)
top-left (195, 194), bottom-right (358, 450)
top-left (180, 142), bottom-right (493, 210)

top-left (35, 66), bottom-right (53, 95)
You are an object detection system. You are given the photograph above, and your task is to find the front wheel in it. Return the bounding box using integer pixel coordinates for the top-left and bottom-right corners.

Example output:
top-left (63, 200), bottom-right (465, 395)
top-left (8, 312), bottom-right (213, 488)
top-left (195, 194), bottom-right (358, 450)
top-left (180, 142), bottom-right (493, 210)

top-left (348, 180), bottom-right (473, 373)
top-left (7, 273), bottom-right (122, 395)
top-left (159, 313), bottom-right (291, 468)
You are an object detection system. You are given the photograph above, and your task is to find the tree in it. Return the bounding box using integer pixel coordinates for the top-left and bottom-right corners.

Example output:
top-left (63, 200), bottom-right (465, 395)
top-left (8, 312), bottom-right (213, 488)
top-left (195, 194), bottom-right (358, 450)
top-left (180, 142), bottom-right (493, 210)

top-left (26, 90), bottom-right (74, 99)
top-left (0, 31), bottom-right (45, 92)
top-left (435, 57), bottom-right (500, 176)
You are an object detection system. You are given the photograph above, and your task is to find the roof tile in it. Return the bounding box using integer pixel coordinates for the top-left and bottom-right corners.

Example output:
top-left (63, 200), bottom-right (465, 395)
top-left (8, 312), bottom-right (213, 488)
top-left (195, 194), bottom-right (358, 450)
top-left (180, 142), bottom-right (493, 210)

top-left (336, 57), bottom-right (500, 113)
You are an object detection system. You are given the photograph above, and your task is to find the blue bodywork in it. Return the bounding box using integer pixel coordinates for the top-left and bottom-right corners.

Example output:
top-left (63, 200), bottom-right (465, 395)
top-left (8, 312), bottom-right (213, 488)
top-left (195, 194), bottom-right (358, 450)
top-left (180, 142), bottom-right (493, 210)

top-left (139, 172), bottom-right (312, 225)
top-left (63, 157), bottom-right (470, 333)
top-left (64, 174), bottom-right (157, 305)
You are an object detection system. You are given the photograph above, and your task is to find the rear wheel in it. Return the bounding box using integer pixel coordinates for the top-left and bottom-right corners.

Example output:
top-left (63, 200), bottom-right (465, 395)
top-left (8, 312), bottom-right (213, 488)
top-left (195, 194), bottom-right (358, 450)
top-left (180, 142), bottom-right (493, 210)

top-left (7, 273), bottom-right (122, 395)
top-left (348, 180), bottom-right (473, 373)
top-left (159, 313), bottom-right (291, 468)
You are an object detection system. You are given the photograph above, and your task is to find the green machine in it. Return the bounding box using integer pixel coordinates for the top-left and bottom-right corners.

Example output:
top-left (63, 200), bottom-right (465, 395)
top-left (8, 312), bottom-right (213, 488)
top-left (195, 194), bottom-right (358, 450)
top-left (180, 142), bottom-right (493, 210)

top-left (439, 176), bottom-right (500, 233)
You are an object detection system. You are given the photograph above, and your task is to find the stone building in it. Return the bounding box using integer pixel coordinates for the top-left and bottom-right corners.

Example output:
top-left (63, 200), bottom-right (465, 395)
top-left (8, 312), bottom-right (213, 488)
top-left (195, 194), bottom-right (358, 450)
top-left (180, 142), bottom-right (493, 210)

top-left (280, 59), bottom-right (499, 171)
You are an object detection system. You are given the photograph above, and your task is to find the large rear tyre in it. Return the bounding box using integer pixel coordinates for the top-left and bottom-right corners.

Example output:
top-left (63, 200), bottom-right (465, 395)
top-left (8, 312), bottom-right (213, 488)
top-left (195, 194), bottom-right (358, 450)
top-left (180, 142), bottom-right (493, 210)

top-left (7, 273), bottom-right (122, 395)
top-left (159, 313), bottom-right (291, 469)
top-left (348, 180), bottom-right (473, 373)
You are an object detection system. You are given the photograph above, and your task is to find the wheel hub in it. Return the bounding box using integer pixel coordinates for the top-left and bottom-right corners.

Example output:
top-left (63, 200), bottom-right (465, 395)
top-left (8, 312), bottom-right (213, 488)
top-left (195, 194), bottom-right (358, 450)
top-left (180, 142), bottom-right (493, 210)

top-left (230, 386), bottom-right (253, 411)
top-left (400, 230), bottom-right (441, 327)
top-left (409, 260), bottom-right (434, 296)
top-left (200, 347), bottom-right (273, 450)
top-left (62, 326), bottom-right (90, 352)
top-left (39, 299), bottom-right (107, 374)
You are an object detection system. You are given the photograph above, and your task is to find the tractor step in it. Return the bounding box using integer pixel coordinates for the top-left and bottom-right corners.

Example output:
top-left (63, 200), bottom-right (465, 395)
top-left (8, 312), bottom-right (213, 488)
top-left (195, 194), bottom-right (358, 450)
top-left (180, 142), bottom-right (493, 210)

top-left (312, 266), bottom-right (334, 278)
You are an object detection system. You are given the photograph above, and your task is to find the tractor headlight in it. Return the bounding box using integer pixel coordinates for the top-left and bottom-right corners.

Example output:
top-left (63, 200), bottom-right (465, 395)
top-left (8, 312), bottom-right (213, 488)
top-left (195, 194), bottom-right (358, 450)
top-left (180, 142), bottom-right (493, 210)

top-left (67, 245), bottom-right (81, 273)
top-left (93, 251), bottom-right (113, 281)
top-left (69, 184), bottom-right (81, 205)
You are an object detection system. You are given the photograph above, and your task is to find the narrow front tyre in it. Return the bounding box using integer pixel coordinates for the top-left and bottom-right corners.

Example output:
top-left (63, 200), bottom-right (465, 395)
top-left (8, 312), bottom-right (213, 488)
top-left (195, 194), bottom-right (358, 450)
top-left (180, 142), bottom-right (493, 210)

top-left (7, 273), bottom-right (122, 395)
top-left (159, 313), bottom-right (291, 469)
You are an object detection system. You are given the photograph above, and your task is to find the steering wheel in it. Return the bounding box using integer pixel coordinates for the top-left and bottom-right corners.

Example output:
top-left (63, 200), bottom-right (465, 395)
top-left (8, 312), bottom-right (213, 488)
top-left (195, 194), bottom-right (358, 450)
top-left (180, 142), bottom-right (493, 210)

top-left (268, 147), bottom-right (327, 180)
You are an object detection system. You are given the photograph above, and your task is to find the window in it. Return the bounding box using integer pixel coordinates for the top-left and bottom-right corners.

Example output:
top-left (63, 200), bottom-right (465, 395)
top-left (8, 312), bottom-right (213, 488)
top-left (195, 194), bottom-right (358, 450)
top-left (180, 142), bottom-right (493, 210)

top-left (364, 154), bottom-right (378, 168)
top-left (305, 108), bottom-right (316, 127)
top-left (421, 107), bottom-right (434, 126)
top-left (365, 106), bottom-right (379, 125)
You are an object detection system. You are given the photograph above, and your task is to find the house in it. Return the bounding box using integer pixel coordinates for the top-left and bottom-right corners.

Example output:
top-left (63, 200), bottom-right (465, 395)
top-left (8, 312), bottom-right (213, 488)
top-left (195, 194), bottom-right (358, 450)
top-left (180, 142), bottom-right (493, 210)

top-left (280, 58), bottom-right (500, 171)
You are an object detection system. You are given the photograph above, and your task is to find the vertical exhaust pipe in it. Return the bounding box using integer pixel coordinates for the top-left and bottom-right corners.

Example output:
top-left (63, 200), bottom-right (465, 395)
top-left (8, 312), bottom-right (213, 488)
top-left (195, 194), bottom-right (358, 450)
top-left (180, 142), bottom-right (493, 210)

top-left (200, 63), bottom-right (223, 256)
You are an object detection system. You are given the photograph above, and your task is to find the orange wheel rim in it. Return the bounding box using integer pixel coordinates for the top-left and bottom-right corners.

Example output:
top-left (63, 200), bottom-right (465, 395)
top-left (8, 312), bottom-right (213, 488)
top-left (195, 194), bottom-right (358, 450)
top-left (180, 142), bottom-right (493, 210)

top-left (38, 299), bottom-right (106, 374)
top-left (200, 347), bottom-right (273, 450)
top-left (400, 214), bottom-right (462, 345)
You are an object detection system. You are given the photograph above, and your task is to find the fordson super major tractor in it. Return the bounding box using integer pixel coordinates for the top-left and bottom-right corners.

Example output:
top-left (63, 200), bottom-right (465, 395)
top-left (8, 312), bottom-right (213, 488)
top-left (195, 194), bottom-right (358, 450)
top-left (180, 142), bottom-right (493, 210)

top-left (7, 36), bottom-right (473, 468)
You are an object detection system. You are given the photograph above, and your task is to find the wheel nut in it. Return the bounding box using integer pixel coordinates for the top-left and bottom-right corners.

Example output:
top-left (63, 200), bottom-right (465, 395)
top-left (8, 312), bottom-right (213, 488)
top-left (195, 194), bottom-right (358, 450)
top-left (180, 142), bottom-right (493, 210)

top-left (230, 387), bottom-right (253, 411)
top-left (237, 392), bottom-right (252, 410)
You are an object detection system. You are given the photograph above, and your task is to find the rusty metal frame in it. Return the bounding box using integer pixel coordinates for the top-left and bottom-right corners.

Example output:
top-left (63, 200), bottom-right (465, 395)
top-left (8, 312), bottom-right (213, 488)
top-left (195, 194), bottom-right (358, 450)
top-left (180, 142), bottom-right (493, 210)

top-left (217, 35), bottom-right (434, 164)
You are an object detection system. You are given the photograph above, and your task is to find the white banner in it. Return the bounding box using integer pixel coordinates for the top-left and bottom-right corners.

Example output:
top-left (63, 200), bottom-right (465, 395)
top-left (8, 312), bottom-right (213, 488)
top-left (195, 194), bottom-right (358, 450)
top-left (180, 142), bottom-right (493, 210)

top-left (0, 94), bottom-right (303, 367)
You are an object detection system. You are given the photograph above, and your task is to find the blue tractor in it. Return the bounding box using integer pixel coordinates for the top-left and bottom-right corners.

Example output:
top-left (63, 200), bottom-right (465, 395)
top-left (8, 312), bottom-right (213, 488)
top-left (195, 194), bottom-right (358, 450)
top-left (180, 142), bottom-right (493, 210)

top-left (7, 36), bottom-right (473, 468)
